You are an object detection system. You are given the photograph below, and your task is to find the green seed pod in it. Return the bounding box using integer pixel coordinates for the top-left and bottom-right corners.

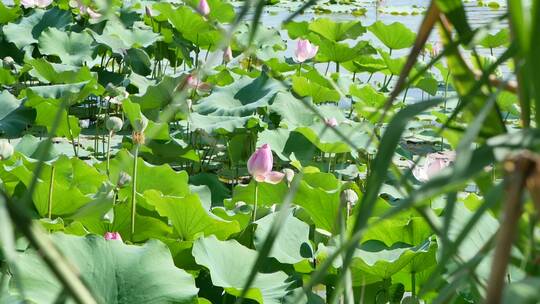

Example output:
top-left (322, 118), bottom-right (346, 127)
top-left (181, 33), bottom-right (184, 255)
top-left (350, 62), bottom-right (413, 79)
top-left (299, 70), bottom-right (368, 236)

top-left (106, 116), bottom-right (123, 133)
top-left (0, 140), bottom-right (14, 161)
top-left (2, 57), bottom-right (15, 69)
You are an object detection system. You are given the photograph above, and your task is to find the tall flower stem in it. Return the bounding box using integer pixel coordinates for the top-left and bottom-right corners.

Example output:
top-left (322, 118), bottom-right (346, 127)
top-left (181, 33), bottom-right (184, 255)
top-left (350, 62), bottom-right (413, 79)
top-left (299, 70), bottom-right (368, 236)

top-left (106, 131), bottom-right (113, 176)
top-left (47, 165), bottom-right (55, 219)
top-left (251, 181), bottom-right (259, 223)
top-left (130, 144), bottom-right (140, 238)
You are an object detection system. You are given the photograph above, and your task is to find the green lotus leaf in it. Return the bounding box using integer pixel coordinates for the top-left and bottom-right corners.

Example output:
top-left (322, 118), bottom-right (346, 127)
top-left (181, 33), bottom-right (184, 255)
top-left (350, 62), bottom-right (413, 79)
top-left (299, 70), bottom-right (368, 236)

top-left (0, 2), bottom-right (20, 24)
top-left (0, 90), bottom-right (34, 138)
top-left (130, 75), bottom-right (184, 115)
top-left (99, 149), bottom-right (190, 199)
top-left (194, 73), bottom-right (285, 116)
top-left (90, 20), bottom-right (160, 54)
top-left (308, 18), bottom-right (366, 42)
top-left (144, 190), bottom-right (240, 240)
top-left (0, 68), bottom-right (15, 85)
top-left (292, 75), bottom-right (340, 103)
top-left (254, 210), bottom-right (313, 264)
top-left (26, 96), bottom-right (81, 139)
top-left (293, 173), bottom-right (340, 233)
top-left (122, 99), bottom-right (171, 141)
top-left (193, 236), bottom-right (294, 304)
top-left (2, 154), bottom-right (106, 217)
top-left (342, 56), bottom-right (387, 74)
top-left (478, 28), bottom-right (509, 49)
top-left (368, 21), bottom-right (416, 50)
top-left (125, 48), bottom-right (152, 76)
top-left (189, 113), bottom-right (260, 135)
top-left (284, 20), bottom-right (310, 39)
top-left (318, 239), bottom-right (433, 286)
top-left (256, 128), bottom-right (317, 161)
top-left (314, 37), bottom-right (376, 63)
top-left (350, 84), bottom-right (386, 107)
top-left (38, 28), bottom-right (94, 66)
top-left (10, 233), bottom-right (198, 304)
top-left (190, 173), bottom-right (231, 207)
top-left (234, 23), bottom-right (286, 60)
top-left (502, 278), bottom-right (540, 304)
top-left (3, 8), bottom-right (71, 49)
top-left (232, 179), bottom-right (288, 207)
top-left (295, 122), bottom-right (373, 154)
top-left (414, 76), bottom-right (438, 96)
top-left (27, 58), bottom-right (95, 84)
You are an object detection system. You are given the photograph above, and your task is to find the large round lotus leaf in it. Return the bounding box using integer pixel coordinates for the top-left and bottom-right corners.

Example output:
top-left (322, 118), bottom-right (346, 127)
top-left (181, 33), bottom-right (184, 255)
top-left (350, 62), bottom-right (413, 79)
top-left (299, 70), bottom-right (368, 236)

top-left (99, 149), bottom-right (190, 198)
top-left (2, 154), bottom-right (106, 217)
top-left (292, 75), bottom-right (340, 103)
top-left (368, 21), bottom-right (416, 50)
top-left (90, 20), bottom-right (159, 54)
top-left (314, 37), bottom-right (376, 63)
top-left (189, 113), bottom-right (260, 135)
top-left (38, 28), bottom-right (94, 66)
top-left (293, 173), bottom-right (340, 233)
top-left (3, 8), bottom-right (71, 49)
top-left (254, 210), bottom-right (313, 264)
top-left (10, 233), bottom-right (198, 304)
top-left (256, 128), bottom-right (317, 161)
top-left (0, 2), bottom-right (20, 24)
top-left (308, 18), bottom-right (366, 42)
top-left (478, 28), bottom-right (509, 49)
top-left (192, 236), bottom-right (293, 304)
top-left (294, 122), bottom-right (374, 154)
top-left (27, 58), bottom-right (94, 84)
top-left (193, 73), bottom-right (285, 116)
top-left (143, 190), bottom-right (240, 240)
top-left (234, 23), bottom-right (286, 60)
top-left (317, 240), bottom-right (433, 286)
top-left (0, 90), bottom-right (34, 138)
top-left (232, 179), bottom-right (288, 207)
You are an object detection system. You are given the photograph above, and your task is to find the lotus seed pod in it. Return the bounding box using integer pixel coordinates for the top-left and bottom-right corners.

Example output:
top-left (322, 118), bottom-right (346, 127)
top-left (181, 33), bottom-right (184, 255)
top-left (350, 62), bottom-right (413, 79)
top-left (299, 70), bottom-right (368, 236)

top-left (340, 189), bottom-right (359, 205)
top-left (133, 116), bottom-right (148, 133)
top-left (106, 116), bottom-right (123, 133)
top-left (282, 168), bottom-right (295, 185)
top-left (117, 171), bottom-right (132, 188)
top-left (0, 140), bottom-right (14, 161)
top-left (2, 57), bottom-right (15, 69)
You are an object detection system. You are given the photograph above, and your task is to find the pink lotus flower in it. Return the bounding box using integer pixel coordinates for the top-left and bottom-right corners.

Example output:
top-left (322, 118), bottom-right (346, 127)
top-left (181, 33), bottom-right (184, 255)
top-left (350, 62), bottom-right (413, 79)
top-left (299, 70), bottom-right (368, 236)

top-left (185, 74), bottom-right (211, 91)
top-left (21, 0), bottom-right (52, 8)
top-left (104, 232), bottom-right (122, 241)
top-left (71, 0), bottom-right (101, 19)
top-left (197, 0), bottom-right (210, 16)
top-left (294, 39), bottom-right (319, 63)
top-left (223, 46), bottom-right (233, 63)
top-left (410, 151), bottom-right (455, 182)
top-left (325, 117), bottom-right (338, 127)
top-left (247, 144), bottom-right (284, 184)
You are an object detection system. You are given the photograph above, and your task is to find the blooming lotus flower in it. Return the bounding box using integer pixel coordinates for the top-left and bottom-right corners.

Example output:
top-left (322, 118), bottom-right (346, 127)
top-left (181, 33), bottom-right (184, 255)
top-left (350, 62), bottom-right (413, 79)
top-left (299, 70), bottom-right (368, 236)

top-left (410, 151), bottom-right (455, 182)
top-left (223, 46), bottom-right (233, 63)
top-left (104, 232), bottom-right (122, 241)
top-left (247, 144), bottom-right (284, 184)
top-left (21, 0), bottom-right (52, 8)
top-left (325, 117), bottom-right (338, 127)
top-left (70, 0), bottom-right (101, 19)
top-left (197, 0), bottom-right (210, 16)
top-left (294, 39), bottom-right (318, 63)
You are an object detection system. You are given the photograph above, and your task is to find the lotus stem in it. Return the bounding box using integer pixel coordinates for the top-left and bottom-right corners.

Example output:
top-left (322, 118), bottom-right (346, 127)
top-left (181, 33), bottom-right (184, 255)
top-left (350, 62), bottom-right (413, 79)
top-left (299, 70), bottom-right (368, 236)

top-left (106, 131), bottom-right (112, 176)
top-left (47, 165), bottom-right (55, 219)
top-left (130, 144), bottom-right (140, 239)
top-left (252, 181), bottom-right (259, 223)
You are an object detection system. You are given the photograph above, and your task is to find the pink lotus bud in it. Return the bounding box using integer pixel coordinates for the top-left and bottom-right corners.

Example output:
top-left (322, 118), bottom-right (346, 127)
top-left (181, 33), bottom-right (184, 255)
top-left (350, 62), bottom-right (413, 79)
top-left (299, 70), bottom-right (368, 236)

top-left (294, 39), bottom-right (319, 63)
top-left (145, 6), bottom-right (153, 17)
top-left (223, 46), bottom-right (233, 63)
top-left (247, 144), bottom-right (284, 184)
top-left (411, 151), bottom-right (455, 182)
top-left (104, 232), bottom-right (122, 241)
top-left (197, 0), bottom-right (210, 16)
top-left (86, 7), bottom-right (102, 19)
top-left (186, 74), bottom-right (211, 91)
top-left (324, 117), bottom-right (338, 127)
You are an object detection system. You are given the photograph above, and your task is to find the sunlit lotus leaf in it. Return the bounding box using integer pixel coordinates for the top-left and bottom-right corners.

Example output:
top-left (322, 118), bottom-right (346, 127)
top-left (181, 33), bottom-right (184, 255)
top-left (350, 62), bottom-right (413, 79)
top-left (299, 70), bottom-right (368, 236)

top-left (11, 233), bottom-right (198, 304)
top-left (369, 21), bottom-right (416, 50)
top-left (308, 18), bottom-right (366, 42)
top-left (189, 113), bottom-right (260, 134)
top-left (194, 73), bottom-right (285, 116)
top-left (144, 190), bottom-right (240, 240)
top-left (38, 28), bottom-right (94, 66)
top-left (27, 58), bottom-right (95, 84)
top-left (254, 210), bottom-right (313, 264)
top-left (90, 20), bottom-right (160, 54)
top-left (234, 23), bottom-right (286, 60)
top-left (3, 8), bottom-right (71, 49)
top-left (193, 236), bottom-right (294, 304)
top-left (0, 91), bottom-right (34, 138)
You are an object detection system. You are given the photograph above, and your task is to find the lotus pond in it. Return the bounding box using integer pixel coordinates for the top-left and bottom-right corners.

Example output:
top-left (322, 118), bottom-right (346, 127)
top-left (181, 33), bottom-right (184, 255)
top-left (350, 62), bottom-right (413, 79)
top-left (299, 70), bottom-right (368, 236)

top-left (0, 0), bottom-right (538, 303)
